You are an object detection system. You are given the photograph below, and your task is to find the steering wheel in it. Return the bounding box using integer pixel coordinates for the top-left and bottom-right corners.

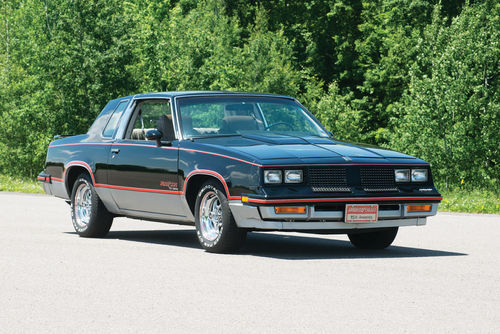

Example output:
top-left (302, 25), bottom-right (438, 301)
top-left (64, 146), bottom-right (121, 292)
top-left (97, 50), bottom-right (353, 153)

top-left (265, 122), bottom-right (294, 131)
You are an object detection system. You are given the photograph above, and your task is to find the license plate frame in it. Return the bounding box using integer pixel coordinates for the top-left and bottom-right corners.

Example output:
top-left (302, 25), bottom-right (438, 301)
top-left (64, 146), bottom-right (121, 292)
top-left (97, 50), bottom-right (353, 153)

top-left (345, 204), bottom-right (379, 223)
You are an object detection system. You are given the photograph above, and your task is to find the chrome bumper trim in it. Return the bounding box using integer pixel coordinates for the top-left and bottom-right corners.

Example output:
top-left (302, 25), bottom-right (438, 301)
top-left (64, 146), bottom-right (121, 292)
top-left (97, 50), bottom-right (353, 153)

top-left (229, 202), bottom-right (434, 230)
top-left (258, 203), bottom-right (438, 220)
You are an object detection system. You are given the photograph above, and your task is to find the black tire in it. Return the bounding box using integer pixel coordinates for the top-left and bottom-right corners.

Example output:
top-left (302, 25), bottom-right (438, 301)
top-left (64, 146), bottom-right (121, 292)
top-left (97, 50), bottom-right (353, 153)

top-left (348, 227), bottom-right (398, 250)
top-left (194, 180), bottom-right (247, 253)
top-left (70, 173), bottom-right (113, 237)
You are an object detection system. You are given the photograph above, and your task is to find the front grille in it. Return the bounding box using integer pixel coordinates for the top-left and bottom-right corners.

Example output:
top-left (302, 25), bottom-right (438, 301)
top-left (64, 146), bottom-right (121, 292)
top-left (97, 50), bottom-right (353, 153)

top-left (360, 167), bottom-right (398, 192)
top-left (308, 167), bottom-right (350, 192)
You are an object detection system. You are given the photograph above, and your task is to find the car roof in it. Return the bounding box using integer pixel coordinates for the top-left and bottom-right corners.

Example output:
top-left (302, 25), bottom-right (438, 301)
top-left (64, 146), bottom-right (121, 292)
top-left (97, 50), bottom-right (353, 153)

top-left (126, 91), bottom-right (295, 100)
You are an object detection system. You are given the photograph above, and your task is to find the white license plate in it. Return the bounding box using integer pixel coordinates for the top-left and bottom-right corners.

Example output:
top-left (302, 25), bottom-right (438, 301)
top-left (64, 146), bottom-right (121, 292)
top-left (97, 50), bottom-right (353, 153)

top-left (345, 204), bottom-right (378, 223)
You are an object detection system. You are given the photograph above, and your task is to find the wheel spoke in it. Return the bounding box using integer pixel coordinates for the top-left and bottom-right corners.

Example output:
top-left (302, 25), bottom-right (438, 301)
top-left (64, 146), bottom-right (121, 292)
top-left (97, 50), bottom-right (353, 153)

top-left (199, 191), bottom-right (224, 242)
top-left (74, 183), bottom-right (92, 228)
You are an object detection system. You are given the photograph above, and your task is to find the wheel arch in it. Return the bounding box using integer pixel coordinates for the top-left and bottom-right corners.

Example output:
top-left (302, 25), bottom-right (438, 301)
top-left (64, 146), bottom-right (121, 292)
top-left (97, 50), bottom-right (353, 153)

top-left (64, 161), bottom-right (95, 196)
top-left (183, 170), bottom-right (232, 216)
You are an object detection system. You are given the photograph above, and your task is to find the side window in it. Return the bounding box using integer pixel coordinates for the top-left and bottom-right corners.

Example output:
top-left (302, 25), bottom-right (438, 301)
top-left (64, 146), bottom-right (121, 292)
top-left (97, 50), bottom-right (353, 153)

top-left (129, 101), bottom-right (174, 141)
top-left (102, 100), bottom-right (128, 137)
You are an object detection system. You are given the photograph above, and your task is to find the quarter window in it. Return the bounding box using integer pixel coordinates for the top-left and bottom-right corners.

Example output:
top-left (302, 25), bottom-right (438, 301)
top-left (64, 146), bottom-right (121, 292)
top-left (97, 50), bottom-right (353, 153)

top-left (102, 100), bottom-right (128, 137)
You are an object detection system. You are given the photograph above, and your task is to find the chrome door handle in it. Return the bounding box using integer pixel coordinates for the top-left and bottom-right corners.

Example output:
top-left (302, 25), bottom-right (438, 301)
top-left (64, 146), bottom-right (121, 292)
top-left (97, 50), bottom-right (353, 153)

top-left (111, 148), bottom-right (120, 154)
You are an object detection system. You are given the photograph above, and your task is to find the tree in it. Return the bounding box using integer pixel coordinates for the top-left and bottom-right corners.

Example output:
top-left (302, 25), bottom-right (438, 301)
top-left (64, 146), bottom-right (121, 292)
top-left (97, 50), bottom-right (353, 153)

top-left (388, 1), bottom-right (499, 188)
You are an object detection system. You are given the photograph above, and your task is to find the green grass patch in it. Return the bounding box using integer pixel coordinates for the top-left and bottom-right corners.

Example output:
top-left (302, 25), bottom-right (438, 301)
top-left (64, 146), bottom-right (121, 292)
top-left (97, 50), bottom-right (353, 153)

top-left (439, 187), bottom-right (500, 214)
top-left (0, 174), bottom-right (44, 194)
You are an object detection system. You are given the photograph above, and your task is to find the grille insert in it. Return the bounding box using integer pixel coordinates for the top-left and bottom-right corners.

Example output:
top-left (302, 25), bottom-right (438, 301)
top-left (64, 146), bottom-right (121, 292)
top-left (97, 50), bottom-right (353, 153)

top-left (308, 167), bottom-right (350, 192)
top-left (360, 167), bottom-right (398, 192)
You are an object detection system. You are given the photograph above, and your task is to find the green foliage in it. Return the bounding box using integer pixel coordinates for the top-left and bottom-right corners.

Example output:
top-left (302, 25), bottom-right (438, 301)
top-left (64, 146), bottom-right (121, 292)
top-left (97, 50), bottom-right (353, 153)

top-left (314, 82), bottom-right (365, 142)
top-left (0, 0), bottom-right (135, 177)
top-left (439, 187), bottom-right (500, 214)
top-left (388, 1), bottom-right (499, 188)
top-left (0, 0), bottom-right (497, 193)
top-left (0, 174), bottom-right (44, 193)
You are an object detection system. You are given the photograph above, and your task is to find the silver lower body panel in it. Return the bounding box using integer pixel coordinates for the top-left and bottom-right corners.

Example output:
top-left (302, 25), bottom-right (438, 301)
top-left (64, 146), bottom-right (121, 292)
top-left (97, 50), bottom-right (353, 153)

top-left (229, 202), bottom-right (434, 231)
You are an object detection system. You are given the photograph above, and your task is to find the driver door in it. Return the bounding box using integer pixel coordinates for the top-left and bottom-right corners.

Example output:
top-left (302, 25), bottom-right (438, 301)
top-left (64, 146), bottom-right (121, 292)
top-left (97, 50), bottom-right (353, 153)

top-left (106, 99), bottom-right (185, 218)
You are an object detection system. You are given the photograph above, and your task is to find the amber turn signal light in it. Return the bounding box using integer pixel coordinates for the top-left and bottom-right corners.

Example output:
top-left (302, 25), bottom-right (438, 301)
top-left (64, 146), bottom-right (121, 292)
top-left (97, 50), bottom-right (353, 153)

top-left (274, 206), bottom-right (306, 214)
top-left (407, 204), bottom-right (432, 212)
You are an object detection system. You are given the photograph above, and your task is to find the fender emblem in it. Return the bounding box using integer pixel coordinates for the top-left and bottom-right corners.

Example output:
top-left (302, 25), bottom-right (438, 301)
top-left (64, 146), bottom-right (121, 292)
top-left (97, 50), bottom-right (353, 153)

top-left (160, 181), bottom-right (178, 190)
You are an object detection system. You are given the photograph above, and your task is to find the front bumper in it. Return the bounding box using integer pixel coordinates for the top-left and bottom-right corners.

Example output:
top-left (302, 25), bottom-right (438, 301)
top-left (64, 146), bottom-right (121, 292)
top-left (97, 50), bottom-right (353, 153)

top-left (229, 201), bottom-right (438, 231)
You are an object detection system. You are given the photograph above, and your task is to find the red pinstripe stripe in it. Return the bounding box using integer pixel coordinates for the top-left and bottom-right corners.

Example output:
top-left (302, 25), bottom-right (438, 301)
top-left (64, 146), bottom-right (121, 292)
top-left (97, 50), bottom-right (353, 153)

top-left (246, 196), bottom-right (443, 204)
top-left (95, 183), bottom-right (182, 195)
top-left (262, 163), bottom-right (430, 167)
top-left (183, 169), bottom-right (241, 200)
top-left (50, 143), bottom-right (110, 147)
top-left (179, 148), bottom-right (262, 167)
top-left (49, 142), bottom-right (430, 168)
top-left (64, 161), bottom-right (95, 185)
top-left (37, 176), bottom-right (63, 183)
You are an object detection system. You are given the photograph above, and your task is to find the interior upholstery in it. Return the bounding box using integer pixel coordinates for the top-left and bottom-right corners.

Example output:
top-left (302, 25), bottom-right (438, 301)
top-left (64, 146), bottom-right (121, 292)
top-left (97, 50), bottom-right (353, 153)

top-left (156, 115), bottom-right (175, 141)
top-left (131, 128), bottom-right (145, 140)
top-left (224, 104), bottom-right (254, 116)
top-left (181, 115), bottom-right (199, 137)
top-left (220, 116), bottom-right (259, 133)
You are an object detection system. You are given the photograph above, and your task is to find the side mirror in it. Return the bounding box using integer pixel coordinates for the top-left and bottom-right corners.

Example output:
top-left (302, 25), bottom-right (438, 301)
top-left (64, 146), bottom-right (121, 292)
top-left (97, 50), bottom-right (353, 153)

top-left (145, 129), bottom-right (163, 147)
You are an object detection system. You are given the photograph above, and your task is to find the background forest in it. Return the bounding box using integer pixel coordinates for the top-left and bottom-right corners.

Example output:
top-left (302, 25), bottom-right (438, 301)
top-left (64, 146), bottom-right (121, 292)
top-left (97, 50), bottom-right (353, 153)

top-left (0, 0), bottom-right (498, 195)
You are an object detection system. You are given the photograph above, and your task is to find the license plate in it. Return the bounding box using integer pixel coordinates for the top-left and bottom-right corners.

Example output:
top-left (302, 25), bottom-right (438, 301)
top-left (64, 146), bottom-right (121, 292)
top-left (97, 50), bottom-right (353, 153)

top-left (345, 204), bottom-right (378, 223)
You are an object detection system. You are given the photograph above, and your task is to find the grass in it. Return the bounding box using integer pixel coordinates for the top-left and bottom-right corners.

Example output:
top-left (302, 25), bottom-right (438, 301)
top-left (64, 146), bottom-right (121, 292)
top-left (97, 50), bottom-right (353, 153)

top-left (0, 174), bottom-right (44, 193)
top-left (439, 187), bottom-right (499, 214)
top-left (0, 174), bottom-right (498, 214)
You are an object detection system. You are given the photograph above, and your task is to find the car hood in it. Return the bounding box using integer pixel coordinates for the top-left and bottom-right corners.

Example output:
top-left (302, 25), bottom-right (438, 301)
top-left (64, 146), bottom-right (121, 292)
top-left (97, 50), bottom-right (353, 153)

top-left (194, 134), bottom-right (418, 163)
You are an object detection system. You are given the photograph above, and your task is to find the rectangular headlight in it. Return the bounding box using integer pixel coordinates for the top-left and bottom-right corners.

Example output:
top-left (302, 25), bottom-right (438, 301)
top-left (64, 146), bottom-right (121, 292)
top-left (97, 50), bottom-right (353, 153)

top-left (411, 169), bottom-right (428, 182)
top-left (264, 170), bottom-right (282, 184)
top-left (395, 169), bottom-right (410, 182)
top-left (284, 170), bottom-right (303, 183)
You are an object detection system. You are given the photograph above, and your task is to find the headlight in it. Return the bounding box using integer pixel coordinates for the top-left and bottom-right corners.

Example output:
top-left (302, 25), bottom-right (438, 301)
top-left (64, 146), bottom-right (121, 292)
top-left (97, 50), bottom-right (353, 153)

top-left (395, 169), bottom-right (410, 182)
top-left (264, 170), bottom-right (282, 184)
top-left (411, 169), bottom-right (428, 182)
top-left (285, 170), bottom-right (303, 183)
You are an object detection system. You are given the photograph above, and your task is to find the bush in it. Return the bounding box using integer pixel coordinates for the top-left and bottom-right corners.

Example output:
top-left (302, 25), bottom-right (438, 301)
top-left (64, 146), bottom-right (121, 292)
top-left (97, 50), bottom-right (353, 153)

top-left (387, 2), bottom-right (499, 189)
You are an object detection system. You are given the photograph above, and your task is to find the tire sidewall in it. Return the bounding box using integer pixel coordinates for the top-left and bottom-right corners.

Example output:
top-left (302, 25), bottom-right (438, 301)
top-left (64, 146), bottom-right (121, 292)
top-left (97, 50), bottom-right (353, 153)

top-left (70, 175), bottom-right (96, 234)
top-left (194, 183), bottom-right (229, 249)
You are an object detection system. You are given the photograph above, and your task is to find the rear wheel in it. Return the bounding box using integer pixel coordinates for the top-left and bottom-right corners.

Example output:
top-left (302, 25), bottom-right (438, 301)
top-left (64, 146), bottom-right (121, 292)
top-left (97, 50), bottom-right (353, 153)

top-left (194, 180), bottom-right (247, 253)
top-left (70, 173), bottom-right (113, 237)
top-left (348, 227), bottom-right (398, 249)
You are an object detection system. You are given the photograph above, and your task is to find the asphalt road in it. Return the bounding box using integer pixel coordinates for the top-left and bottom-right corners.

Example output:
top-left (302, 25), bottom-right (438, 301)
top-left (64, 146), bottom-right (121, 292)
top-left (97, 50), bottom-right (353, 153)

top-left (1, 192), bottom-right (499, 333)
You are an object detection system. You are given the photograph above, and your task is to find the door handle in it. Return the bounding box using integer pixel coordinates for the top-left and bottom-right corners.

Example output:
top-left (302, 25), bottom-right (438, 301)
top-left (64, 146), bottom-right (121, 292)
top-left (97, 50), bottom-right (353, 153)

top-left (111, 148), bottom-right (120, 154)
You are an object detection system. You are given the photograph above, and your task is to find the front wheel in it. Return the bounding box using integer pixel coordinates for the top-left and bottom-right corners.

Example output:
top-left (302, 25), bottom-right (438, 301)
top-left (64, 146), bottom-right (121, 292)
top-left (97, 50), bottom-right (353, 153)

top-left (194, 180), bottom-right (247, 253)
top-left (348, 227), bottom-right (398, 249)
top-left (70, 173), bottom-right (113, 237)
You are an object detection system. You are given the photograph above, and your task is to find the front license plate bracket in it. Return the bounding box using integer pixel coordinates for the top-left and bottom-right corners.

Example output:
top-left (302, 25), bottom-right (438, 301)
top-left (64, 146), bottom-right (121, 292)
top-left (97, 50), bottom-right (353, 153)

top-left (345, 204), bottom-right (378, 223)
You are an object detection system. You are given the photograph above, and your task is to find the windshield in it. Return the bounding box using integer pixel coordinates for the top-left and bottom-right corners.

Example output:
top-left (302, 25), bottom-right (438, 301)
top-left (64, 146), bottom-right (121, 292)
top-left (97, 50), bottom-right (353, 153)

top-left (177, 96), bottom-right (328, 139)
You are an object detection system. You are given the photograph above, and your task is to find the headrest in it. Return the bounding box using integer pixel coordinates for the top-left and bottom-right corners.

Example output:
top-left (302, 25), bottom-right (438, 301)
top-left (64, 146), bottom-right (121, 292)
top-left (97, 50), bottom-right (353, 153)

top-left (225, 104), bottom-right (254, 116)
top-left (156, 115), bottom-right (175, 141)
top-left (181, 115), bottom-right (195, 136)
top-left (221, 116), bottom-right (259, 133)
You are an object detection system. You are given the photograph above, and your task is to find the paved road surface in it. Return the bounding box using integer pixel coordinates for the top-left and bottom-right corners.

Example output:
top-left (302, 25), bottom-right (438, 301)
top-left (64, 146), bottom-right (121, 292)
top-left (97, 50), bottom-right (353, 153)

top-left (1, 192), bottom-right (499, 333)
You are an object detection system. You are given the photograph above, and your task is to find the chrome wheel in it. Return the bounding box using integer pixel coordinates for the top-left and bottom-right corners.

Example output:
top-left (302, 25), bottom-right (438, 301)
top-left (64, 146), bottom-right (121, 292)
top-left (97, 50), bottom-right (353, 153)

top-left (199, 191), bottom-right (223, 241)
top-left (74, 182), bottom-right (92, 229)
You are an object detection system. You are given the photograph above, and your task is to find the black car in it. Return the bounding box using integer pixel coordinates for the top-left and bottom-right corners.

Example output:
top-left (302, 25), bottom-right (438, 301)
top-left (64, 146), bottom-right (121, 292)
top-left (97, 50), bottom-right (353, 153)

top-left (39, 91), bottom-right (442, 253)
